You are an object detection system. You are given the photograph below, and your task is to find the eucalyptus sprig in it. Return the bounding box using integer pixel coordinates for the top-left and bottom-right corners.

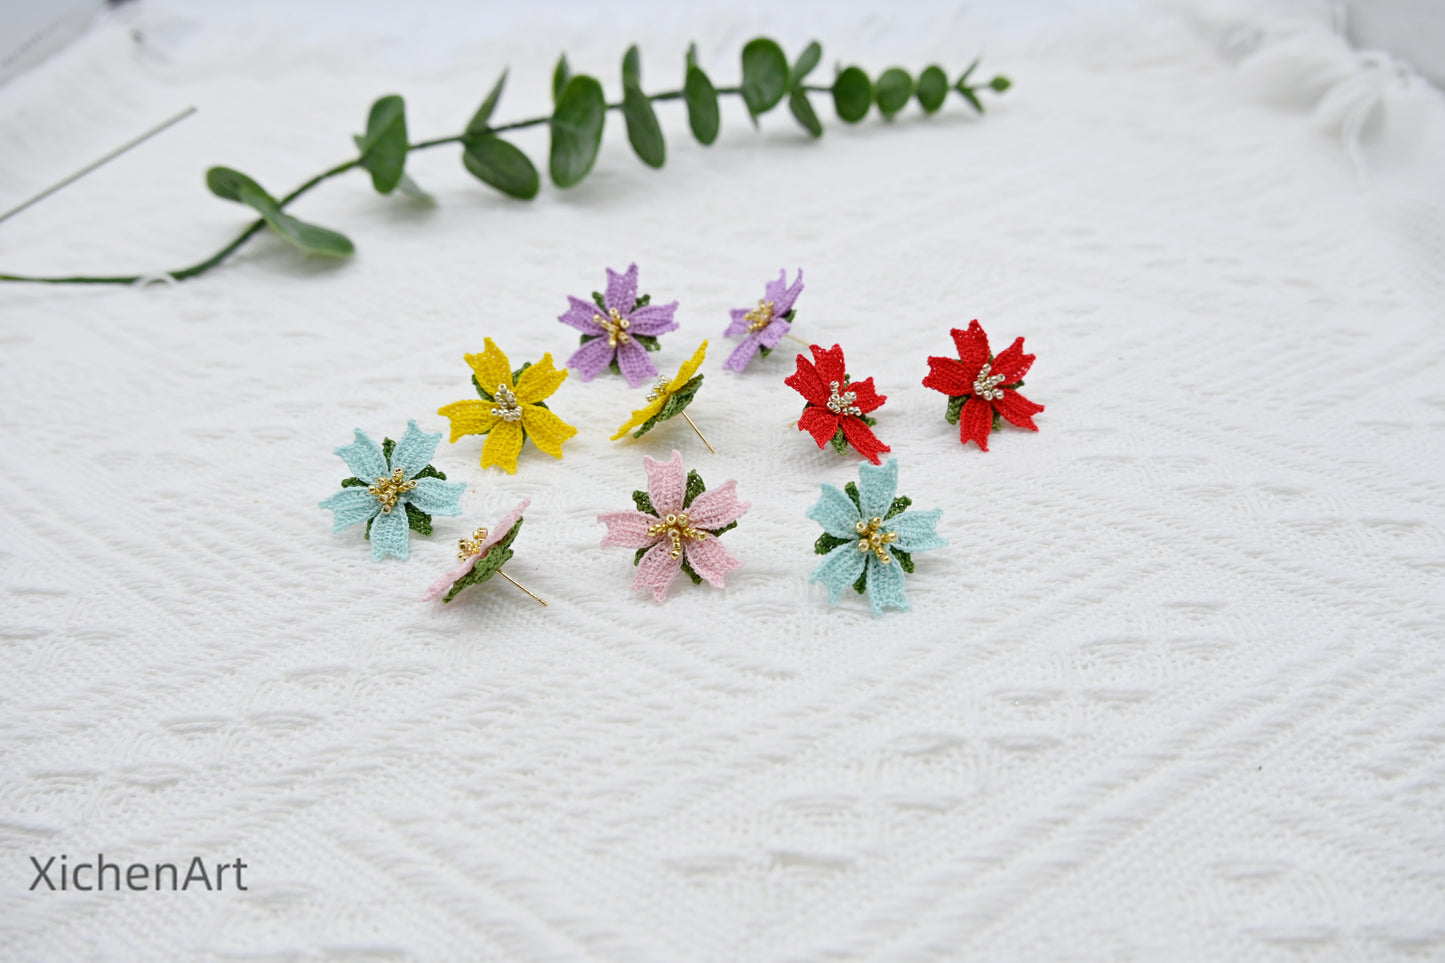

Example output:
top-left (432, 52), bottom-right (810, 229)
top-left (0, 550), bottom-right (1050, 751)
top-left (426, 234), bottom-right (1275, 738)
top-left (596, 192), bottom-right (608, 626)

top-left (0, 40), bottom-right (1009, 286)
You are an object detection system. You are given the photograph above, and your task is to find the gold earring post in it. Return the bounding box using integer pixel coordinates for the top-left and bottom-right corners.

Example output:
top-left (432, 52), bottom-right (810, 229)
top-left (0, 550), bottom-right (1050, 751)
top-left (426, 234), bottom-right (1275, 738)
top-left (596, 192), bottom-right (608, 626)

top-left (783, 330), bottom-right (811, 347)
top-left (680, 411), bottom-right (716, 454)
top-left (498, 569), bottom-right (548, 606)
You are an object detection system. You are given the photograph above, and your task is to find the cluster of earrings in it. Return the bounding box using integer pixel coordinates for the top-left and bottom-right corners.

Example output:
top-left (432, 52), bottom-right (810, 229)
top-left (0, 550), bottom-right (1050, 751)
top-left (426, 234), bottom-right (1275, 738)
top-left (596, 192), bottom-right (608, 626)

top-left (319, 265), bottom-right (1044, 616)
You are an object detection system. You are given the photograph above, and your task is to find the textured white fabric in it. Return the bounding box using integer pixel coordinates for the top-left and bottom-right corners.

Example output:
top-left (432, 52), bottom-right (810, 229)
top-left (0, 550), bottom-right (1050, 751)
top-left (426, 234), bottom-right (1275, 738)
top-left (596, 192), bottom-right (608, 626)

top-left (2, 2), bottom-right (1444, 960)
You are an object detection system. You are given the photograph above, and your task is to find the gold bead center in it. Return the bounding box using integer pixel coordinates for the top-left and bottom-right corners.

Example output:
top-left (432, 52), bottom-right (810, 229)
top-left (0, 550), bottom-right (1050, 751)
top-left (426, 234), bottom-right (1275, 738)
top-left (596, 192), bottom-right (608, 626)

top-left (368, 467), bottom-right (417, 515)
top-left (595, 307), bottom-right (631, 348)
top-left (744, 299), bottom-right (775, 334)
top-left (855, 516), bottom-right (899, 564)
top-left (457, 527), bottom-right (490, 559)
top-left (973, 361), bottom-right (1006, 401)
top-left (646, 512), bottom-right (706, 559)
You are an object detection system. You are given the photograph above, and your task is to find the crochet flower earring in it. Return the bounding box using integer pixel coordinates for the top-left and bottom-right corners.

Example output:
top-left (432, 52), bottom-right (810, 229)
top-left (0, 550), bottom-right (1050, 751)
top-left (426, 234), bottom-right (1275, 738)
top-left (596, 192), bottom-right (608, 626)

top-left (922, 320), bottom-right (1043, 451)
top-left (598, 450), bottom-right (748, 602)
top-left (421, 498), bottom-right (546, 605)
top-left (784, 343), bottom-right (890, 464)
top-left (723, 268), bottom-right (808, 372)
top-left (437, 338), bottom-right (577, 473)
top-left (806, 458), bottom-right (947, 617)
top-left (319, 420), bottom-right (466, 560)
top-left (558, 263), bottom-right (680, 388)
top-left (612, 341), bottom-right (716, 453)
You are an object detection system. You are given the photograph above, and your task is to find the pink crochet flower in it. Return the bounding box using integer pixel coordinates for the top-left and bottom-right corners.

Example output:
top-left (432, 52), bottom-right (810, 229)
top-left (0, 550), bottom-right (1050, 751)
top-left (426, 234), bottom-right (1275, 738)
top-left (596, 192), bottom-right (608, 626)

top-left (598, 450), bottom-right (748, 602)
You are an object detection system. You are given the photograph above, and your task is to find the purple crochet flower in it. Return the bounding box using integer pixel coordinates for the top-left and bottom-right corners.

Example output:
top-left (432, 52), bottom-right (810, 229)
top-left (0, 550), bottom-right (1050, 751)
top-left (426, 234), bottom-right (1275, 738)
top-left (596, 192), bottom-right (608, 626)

top-left (723, 268), bottom-right (804, 372)
top-left (558, 263), bottom-right (680, 389)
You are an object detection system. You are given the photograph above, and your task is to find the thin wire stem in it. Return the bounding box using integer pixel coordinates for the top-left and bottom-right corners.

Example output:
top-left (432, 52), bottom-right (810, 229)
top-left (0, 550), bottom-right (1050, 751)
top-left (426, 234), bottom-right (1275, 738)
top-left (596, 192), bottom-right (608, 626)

top-left (498, 568), bottom-right (548, 606)
top-left (681, 411), bottom-right (716, 454)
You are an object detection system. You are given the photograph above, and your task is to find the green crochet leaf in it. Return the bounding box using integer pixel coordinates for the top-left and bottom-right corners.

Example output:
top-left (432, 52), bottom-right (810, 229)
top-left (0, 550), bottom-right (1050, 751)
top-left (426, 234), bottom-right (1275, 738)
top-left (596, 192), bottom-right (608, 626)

top-left (843, 481), bottom-right (862, 513)
top-left (852, 567), bottom-right (869, 595)
top-left (413, 463), bottom-right (446, 481)
top-left (683, 469), bottom-right (706, 507)
top-left (815, 531), bottom-right (853, 555)
top-left (632, 489), bottom-right (657, 515)
top-left (634, 333), bottom-right (660, 352)
top-left (945, 394), bottom-right (966, 425)
top-left (473, 374), bottom-right (494, 401)
top-left (442, 516), bottom-right (524, 602)
top-left (340, 476), bottom-right (367, 488)
top-left (678, 556), bottom-right (704, 585)
top-left (404, 501), bottom-right (433, 536)
top-left (885, 495), bottom-right (911, 519)
top-left (892, 547), bottom-right (915, 573)
top-left (632, 373), bottom-right (703, 439)
top-left (381, 437), bottom-right (396, 460)
top-left (992, 411), bottom-right (1002, 432)
top-left (632, 293), bottom-right (651, 310)
top-left (829, 426), bottom-right (849, 455)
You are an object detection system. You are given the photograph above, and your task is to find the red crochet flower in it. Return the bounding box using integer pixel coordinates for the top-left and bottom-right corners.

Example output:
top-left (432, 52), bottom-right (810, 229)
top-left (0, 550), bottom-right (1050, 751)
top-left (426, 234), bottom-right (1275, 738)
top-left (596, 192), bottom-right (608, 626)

top-left (784, 343), bottom-right (891, 465)
top-left (923, 320), bottom-right (1043, 451)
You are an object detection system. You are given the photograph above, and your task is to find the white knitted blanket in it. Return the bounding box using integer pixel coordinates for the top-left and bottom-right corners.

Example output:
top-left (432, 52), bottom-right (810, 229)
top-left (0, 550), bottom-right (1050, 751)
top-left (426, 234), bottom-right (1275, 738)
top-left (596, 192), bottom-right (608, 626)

top-left (2, 1), bottom-right (1443, 959)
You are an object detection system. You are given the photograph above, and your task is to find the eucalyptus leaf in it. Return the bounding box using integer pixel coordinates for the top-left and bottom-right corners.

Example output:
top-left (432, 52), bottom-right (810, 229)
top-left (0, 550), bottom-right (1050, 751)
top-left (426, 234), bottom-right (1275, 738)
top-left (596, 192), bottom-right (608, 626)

top-left (959, 57), bottom-right (980, 86)
top-left (549, 74), bottom-right (606, 188)
top-left (684, 64), bottom-right (719, 145)
top-left (397, 173), bottom-right (434, 204)
top-left (990, 75), bottom-right (1012, 92)
top-left (552, 54), bottom-right (571, 103)
top-left (467, 68), bottom-right (507, 133)
top-left (357, 94), bottom-right (408, 194)
top-left (205, 166), bottom-right (265, 203)
top-left (790, 41), bottom-right (822, 86)
top-left (622, 81), bottom-right (666, 168)
top-left (462, 132), bottom-right (540, 199)
top-left (206, 168), bottom-right (353, 257)
top-left (685, 42), bottom-right (698, 70)
top-left (622, 44), bottom-right (642, 86)
top-left (916, 65), bottom-right (948, 113)
top-left (958, 85), bottom-right (984, 114)
top-left (740, 37), bottom-right (789, 123)
top-left (788, 88), bottom-right (822, 138)
top-left (875, 68), bottom-right (913, 118)
top-left (832, 66), bottom-right (872, 123)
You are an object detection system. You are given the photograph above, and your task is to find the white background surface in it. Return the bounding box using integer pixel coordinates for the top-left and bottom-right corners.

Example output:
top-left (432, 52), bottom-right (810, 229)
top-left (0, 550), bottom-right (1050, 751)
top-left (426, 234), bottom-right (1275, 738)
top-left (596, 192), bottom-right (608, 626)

top-left (1, 1), bottom-right (1443, 960)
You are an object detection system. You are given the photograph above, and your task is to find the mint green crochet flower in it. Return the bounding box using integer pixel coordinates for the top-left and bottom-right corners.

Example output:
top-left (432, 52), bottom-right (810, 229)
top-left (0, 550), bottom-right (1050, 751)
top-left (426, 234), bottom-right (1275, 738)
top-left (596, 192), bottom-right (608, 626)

top-left (806, 458), bottom-right (947, 617)
top-left (319, 420), bottom-right (465, 560)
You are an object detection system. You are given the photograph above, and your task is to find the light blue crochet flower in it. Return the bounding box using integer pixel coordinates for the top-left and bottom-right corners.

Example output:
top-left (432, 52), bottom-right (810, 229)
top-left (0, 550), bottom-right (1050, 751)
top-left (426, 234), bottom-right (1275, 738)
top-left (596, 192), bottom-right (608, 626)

top-left (319, 420), bottom-right (465, 560)
top-left (806, 458), bottom-right (947, 617)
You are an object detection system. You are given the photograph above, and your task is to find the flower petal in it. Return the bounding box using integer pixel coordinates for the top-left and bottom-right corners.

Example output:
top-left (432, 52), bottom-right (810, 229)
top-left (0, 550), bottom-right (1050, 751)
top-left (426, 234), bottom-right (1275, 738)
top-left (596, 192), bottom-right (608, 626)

top-left (633, 539), bottom-right (683, 602)
top-left (866, 553), bottom-right (910, 616)
top-left (599, 510), bottom-right (662, 549)
top-left (683, 534), bottom-right (742, 588)
top-left (723, 332), bottom-right (764, 372)
top-left (668, 342), bottom-right (708, 393)
top-left (437, 399), bottom-right (498, 442)
top-left (334, 429), bottom-right (388, 481)
top-left (995, 388), bottom-right (1044, 430)
top-left (319, 487), bottom-right (380, 532)
top-left (520, 404), bottom-right (578, 458)
top-left (889, 508), bottom-right (947, 552)
top-left (478, 498), bottom-right (531, 554)
top-left (768, 268), bottom-right (804, 316)
top-left (724, 307), bottom-right (751, 338)
top-left (809, 544), bottom-right (866, 605)
top-left (604, 263), bottom-right (639, 314)
top-left (798, 405), bottom-right (840, 449)
top-left (627, 301), bottom-right (680, 336)
top-left (848, 376), bottom-right (887, 415)
top-left (644, 449), bottom-right (687, 514)
top-left (959, 394), bottom-right (994, 450)
top-left (464, 338), bottom-right (515, 397)
top-left (784, 352), bottom-right (828, 407)
top-left (369, 505), bottom-right (410, 561)
top-left (990, 336), bottom-right (1035, 384)
top-left (610, 396), bottom-right (667, 440)
top-left (857, 456), bottom-right (899, 518)
top-left (616, 337), bottom-right (659, 389)
top-left (809, 343), bottom-right (846, 386)
top-left (421, 555), bottom-right (481, 602)
top-left (391, 420), bottom-right (443, 477)
top-left (841, 416), bottom-right (891, 466)
top-left (758, 319), bottom-right (791, 349)
top-left (558, 295), bottom-right (606, 334)
top-left (806, 483), bottom-right (862, 539)
top-left (950, 321), bottom-right (990, 382)
top-left (567, 335), bottom-right (617, 382)
top-left (514, 353), bottom-right (568, 405)
top-left (406, 476), bottom-right (466, 516)
top-left (922, 356), bottom-right (970, 397)
top-left (481, 418), bottom-right (525, 473)
top-left (686, 479), bottom-right (749, 529)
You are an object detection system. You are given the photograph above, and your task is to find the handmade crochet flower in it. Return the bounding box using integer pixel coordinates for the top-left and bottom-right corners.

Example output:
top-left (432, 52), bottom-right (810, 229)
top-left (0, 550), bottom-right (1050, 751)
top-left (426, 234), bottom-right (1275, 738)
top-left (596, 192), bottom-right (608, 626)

top-left (722, 268), bottom-right (803, 371)
top-left (611, 341), bottom-right (709, 444)
top-left (923, 320), bottom-right (1043, 451)
top-left (558, 263), bottom-right (680, 388)
top-left (421, 498), bottom-right (530, 603)
top-left (598, 450), bottom-right (748, 602)
top-left (784, 343), bottom-right (890, 465)
top-left (437, 338), bottom-right (577, 474)
top-left (319, 420), bottom-right (465, 560)
top-left (807, 458), bottom-right (947, 617)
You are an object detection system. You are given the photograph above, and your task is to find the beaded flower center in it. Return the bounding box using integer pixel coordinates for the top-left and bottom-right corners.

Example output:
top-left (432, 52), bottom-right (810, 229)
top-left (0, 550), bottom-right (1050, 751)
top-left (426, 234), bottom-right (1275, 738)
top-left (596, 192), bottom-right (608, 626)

top-left (457, 527), bottom-right (489, 559)
top-left (855, 516), bottom-right (899, 564)
top-left (368, 467), bottom-right (417, 514)
top-left (647, 511), bottom-right (706, 559)
top-left (595, 307), bottom-right (631, 347)
top-left (973, 361), bottom-right (1006, 401)
top-left (490, 383), bottom-right (522, 422)
top-left (744, 299), bottom-right (775, 334)
top-left (827, 380), bottom-right (862, 417)
top-left (646, 376), bottom-right (672, 403)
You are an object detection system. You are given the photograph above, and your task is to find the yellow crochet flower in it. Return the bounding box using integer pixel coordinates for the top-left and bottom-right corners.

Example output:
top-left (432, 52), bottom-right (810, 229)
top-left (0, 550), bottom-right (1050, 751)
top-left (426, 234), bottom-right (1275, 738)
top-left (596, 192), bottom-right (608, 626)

top-left (611, 341), bottom-right (709, 440)
top-left (438, 338), bottom-right (578, 474)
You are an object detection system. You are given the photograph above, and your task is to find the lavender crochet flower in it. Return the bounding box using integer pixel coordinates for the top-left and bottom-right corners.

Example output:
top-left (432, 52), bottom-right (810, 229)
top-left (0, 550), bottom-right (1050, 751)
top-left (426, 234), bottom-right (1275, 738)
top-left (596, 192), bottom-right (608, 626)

top-left (722, 268), bottom-right (803, 372)
top-left (558, 263), bottom-right (679, 388)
